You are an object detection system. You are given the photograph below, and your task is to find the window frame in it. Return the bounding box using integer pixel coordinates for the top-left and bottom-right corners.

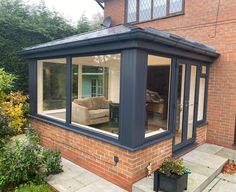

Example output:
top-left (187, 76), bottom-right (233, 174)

top-left (196, 65), bottom-right (209, 127)
top-left (125, 0), bottom-right (185, 23)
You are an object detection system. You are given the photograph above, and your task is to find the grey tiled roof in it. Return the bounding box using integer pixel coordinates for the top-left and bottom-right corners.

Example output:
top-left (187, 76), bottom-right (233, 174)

top-left (23, 24), bottom-right (217, 55)
top-left (23, 25), bottom-right (132, 51)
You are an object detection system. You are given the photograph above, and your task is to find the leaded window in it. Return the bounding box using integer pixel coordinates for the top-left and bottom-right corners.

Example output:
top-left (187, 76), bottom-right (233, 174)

top-left (126, 0), bottom-right (184, 23)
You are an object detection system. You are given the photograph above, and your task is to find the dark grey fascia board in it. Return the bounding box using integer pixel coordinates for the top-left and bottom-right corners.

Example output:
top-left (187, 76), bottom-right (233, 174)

top-left (22, 30), bottom-right (219, 60)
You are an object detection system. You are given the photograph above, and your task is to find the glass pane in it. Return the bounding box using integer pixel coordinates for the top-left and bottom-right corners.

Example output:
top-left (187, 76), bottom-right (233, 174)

top-left (198, 78), bottom-right (206, 121)
top-left (139, 0), bottom-right (152, 22)
top-left (202, 66), bottom-right (207, 74)
top-left (37, 58), bottom-right (67, 121)
top-left (127, 0), bottom-right (137, 22)
top-left (153, 0), bottom-right (167, 19)
top-left (187, 65), bottom-right (197, 139)
top-left (145, 55), bottom-right (172, 137)
top-left (71, 54), bottom-right (120, 137)
top-left (170, 0), bottom-right (183, 14)
top-left (175, 64), bottom-right (185, 145)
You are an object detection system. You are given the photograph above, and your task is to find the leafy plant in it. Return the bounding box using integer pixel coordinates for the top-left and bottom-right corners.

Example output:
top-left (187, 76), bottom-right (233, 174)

top-left (158, 158), bottom-right (190, 176)
top-left (42, 149), bottom-right (63, 175)
top-left (15, 182), bottom-right (54, 192)
top-left (0, 68), bottom-right (16, 98)
top-left (0, 115), bottom-right (14, 149)
top-left (0, 91), bottom-right (28, 135)
top-left (0, 133), bottom-right (63, 190)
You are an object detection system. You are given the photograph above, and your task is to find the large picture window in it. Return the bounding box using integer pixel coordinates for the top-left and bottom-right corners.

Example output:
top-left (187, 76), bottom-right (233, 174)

top-left (37, 58), bottom-right (67, 121)
top-left (145, 55), bottom-right (172, 137)
top-left (126, 0), bottom-right (184, 23)
top-left (71, 54), bottom-right (121, 136)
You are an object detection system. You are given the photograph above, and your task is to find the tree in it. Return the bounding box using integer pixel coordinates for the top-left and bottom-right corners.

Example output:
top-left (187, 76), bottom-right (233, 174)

top-left (0, 0), bottom-right (78, 92)
top-left (77, 14), bottom-right (91, 33)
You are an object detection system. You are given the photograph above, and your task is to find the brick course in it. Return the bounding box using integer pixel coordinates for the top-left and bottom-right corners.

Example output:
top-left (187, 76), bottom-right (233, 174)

top-left (104, 0), bottom-right (236, 147)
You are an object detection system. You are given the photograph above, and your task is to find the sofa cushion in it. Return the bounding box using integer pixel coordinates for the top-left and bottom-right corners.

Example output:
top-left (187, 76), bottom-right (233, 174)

top-left (91, 96), bottom-right (107, 109)
top-left (74, 98), bottom-right (93, 110)
top-left (88, 109), bottom-right (109, 119)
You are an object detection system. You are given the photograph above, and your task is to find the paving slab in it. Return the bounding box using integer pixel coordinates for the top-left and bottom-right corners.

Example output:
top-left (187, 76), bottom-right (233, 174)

top-left (75, 179), bottom-right (127, 192)
top-left (195, 144), bottom-right (223, 155)
top-left (47, 158), bottom-right (127, 192)
top-left (132, 176), bottom-right (155, 192)
top-left (74, 171), bottom-right (101, 186)
top-left (202, 178), bottom-right (220, 192)
top-left (186, 172), bottom-right (208, 192)
top-left (183, 160), bottom-right (216, 177)
top-left (218, 173), bottom-right (236, 184)
top-left (209, 179), bottom-right (236, 192)
top-left (182, 150), bottom-right (227, 170)
top-left (216, 148), bottom-right (236, 160)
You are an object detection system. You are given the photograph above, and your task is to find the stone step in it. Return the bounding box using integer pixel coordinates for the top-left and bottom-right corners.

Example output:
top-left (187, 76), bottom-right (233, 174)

top-left (132, 144), bottom-right (228, 192)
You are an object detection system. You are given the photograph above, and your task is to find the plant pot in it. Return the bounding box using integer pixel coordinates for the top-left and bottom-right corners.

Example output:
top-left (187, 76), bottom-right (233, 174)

top-left (153, 171), bottom-right (188, 192)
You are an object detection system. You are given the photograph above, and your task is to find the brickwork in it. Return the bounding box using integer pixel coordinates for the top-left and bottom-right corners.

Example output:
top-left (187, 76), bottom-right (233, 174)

top-left (104, 0), bottom-right (236, 147)
top-left (31, 119), bottom-right (172, 191)
top-left (196, 125), bottom-right (207, 145)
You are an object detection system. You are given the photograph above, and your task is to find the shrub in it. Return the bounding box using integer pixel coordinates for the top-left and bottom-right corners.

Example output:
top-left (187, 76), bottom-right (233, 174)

top-left (15, 182), bottom-right (53, 192)
top-left (0, 91), bottom-right (28, 135)
top-left (0, 115), bottom-right (14, 149)
top-left (0, 68), bottom-right (16, 97)
top-left (0, 132), bottom-right (63, 190)
top-left (158, 158), bottom-right (190, 176)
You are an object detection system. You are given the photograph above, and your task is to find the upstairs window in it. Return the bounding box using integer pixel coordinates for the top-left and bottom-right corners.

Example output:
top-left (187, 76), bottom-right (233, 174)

top-left (126, 0), bottom-right (184, 23)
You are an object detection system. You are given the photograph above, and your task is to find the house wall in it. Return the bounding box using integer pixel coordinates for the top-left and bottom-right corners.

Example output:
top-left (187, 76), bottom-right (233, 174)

top-left (104, 0), bottom-right (236, 148)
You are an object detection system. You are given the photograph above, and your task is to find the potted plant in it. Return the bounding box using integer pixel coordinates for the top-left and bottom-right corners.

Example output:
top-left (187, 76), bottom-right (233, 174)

top-left (153, 158), bottom-right (191, 192)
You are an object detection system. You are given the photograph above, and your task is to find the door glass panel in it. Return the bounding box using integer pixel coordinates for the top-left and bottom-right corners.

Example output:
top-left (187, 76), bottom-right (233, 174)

top-left (175, 64), bottom-right (185, 145)
top-left (187, 65), bottom-right (197, 139)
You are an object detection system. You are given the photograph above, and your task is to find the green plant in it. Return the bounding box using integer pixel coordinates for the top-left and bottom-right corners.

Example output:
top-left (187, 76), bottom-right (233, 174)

top-left (15, 182), bottom-right (53, 192)
top-left (42, 149), bottom-right (63, 175)
top-left (0, 68), bottom-right (16, 97)
top-left (0, 115), bottom-right (14, 149)
top-left (0, 91), bottom-right (29, 135)
top-left (0, 135), bottom-right (63, 190)
top-left (158, 158), bottom-right (190, 176)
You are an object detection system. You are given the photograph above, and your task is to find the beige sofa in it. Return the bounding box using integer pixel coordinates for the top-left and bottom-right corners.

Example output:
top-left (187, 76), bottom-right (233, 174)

top-left (72, 96), bottom-right (111, 126)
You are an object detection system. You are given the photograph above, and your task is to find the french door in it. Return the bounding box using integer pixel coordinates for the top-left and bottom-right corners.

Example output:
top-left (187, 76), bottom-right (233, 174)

top-left (173, 59), bottom-right (198, 152)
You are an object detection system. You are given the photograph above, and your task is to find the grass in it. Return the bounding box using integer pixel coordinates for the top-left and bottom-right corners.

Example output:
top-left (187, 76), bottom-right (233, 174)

top-left (15, 183), bottom-right (54, 192)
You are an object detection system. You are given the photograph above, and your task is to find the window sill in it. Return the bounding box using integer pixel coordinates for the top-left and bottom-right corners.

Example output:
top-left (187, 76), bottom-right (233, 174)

top-left (197, 120), bottom-right (208, 128)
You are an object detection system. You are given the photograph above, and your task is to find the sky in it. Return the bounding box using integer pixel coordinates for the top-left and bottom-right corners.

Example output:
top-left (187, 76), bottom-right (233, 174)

top-left (25, 0), bottom-right (103, 24)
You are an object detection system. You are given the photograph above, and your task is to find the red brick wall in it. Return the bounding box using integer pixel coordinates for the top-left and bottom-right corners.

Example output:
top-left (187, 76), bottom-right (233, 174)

top-left (196, 125), bottom-right (207, 145)
top-left (104, 0), bottom-right (125, 26)
top-left (31, 119), bottom-right (172, 191)
top-left (104, 0), bottom-right (236, 147)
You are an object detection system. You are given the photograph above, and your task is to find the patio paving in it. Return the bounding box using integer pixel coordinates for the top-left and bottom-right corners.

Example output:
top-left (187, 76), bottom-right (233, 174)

top-left (47, 158), bottom-right (127, 192)
top-left (133, 143), bottom-right (236, 192)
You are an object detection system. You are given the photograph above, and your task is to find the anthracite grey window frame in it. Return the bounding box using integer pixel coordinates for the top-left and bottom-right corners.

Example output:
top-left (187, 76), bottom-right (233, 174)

top-left (195, 64), bottom-right (209, 127)
top-left (125, 0), bottom-right (185, 23)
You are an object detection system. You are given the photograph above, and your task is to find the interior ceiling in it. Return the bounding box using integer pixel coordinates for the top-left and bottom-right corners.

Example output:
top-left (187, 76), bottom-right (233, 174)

top-left (148, 55), bottom-right (172, 66)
